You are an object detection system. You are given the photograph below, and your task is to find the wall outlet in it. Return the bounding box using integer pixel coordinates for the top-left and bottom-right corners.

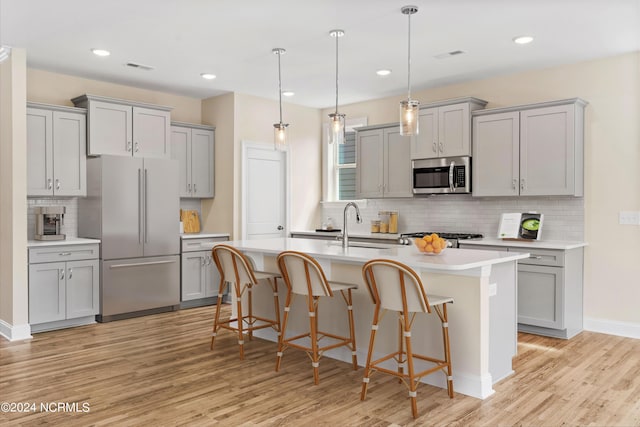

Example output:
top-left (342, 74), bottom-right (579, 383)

top-left (619, 211), bottom-right (640, 225)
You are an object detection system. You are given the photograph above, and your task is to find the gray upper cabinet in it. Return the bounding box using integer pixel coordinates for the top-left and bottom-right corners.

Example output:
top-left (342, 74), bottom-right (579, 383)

top-left (171, 123), bottom-right (215, 198)
top-left (27, 103), bottom-right (87, 197)
top-left (472, 98), bottom-right (587, 197)
top-left (411, 97), bottom-right (487, 159)
top-left (356, 124), bottom-right (412, 199)
top-left (72, 94), bottom-right (172, 159)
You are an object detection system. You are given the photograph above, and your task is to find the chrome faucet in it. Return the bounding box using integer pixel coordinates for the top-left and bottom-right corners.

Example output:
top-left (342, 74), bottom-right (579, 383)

top-left (342, 202), bottom-right (362, 248)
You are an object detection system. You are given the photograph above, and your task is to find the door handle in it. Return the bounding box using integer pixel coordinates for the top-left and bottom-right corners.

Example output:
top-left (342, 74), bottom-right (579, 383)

top-left (135, 142), bottom-right (140, 153)
top-left (193, 183), bottom-right (197, 194)
top-left (277, 225), bottom-right (284, 230)
top-left (520, 178), bottom-right (525, 191)
top-left (439, 142), bottom-right (444, 153)
top-left (512, 179), bottom-right (517, 190)
top-left (60, 269), bottom-right (65, 280)
top-left (188, 183), bottom-right (191, 193)
top-left (68, 268), bottom-right (73, 279)
top-left (449, 161), bottom-right (455, 192)
top-left (127, 141), bottom-right (132, 152)
top-left (432, 142), bottom-right (437, 153)
top-left (47, 178), bottom-right (53, 190)
top-left (55, 179), bottom-right (60, 190)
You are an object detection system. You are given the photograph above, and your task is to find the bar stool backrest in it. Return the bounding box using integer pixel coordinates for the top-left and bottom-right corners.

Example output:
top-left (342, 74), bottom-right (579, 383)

top-left (362, 259), bottom-right (431, 313)
top-left (212, 244), bottom-right (258, 286)
top-left (277, 251), bottom-right (332, 297)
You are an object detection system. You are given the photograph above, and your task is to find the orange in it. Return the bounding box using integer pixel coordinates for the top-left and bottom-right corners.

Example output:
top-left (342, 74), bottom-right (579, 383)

top-left (415, 238), bottom-right (426, 249)
top-left (433, 246), bottom-right (442, 253)
top-left (424, 244), bottom-right (434, 253)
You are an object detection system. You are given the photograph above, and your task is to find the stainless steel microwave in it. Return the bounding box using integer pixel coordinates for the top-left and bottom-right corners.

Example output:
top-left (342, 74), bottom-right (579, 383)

top-left (412, 156), bottom-right (471, 195)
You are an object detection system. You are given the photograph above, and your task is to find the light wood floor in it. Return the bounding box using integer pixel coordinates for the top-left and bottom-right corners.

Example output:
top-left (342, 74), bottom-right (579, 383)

top-left (1, 304), bottom-right (639, 427)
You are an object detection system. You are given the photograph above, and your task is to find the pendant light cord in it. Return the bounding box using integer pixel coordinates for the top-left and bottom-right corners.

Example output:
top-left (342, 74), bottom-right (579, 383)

top-left (407, 11), bottom-right (412, 100)
top-left (335, 33), bottom-right (339, 115)
top-left (277, 51), bottom-right (283, 124)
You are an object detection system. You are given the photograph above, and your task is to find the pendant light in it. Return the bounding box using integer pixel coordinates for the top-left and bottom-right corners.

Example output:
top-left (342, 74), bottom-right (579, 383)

top-left (328, 29), bottom-right (345, 145)
top-left (399, 5), bottom-right (419, 136)
top-left (272, 48), bottom-right (289, 151)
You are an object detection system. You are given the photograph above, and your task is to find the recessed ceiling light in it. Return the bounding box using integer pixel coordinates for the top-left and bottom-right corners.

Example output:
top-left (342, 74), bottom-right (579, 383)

top-left (376, 69), bottom-right (392, 76)
top-left (282, 91), bottom-right (295, 97)
top-left (513, 35), bottom-right (534, 45)
top-left (91, 48), bottom-right (110, 57)
top-left (201, 73), bottom-right (216, 80)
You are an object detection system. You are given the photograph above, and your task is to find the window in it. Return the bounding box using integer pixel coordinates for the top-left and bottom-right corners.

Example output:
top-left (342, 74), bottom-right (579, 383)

top-left (323, 117), bottom-right (367, 202)
top-left (335, 131), bottom-right (356, 200)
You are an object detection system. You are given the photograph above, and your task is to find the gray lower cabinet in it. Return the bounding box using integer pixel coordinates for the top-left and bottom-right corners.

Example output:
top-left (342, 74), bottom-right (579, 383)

top-left (180, 235), bottom-right (229, 307)
top-left (459, 243), bottom-right (584, 339)
top-left (28, 244), bottom-right (100, 332)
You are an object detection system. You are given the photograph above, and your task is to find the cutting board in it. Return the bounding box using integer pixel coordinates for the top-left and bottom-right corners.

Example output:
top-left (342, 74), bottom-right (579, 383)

top-left (181, 210), bottom-right (201, 233)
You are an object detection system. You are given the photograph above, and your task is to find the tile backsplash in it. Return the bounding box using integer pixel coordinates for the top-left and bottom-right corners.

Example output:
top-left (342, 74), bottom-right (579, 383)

top-left (322, 195), bottom-right (584, 241)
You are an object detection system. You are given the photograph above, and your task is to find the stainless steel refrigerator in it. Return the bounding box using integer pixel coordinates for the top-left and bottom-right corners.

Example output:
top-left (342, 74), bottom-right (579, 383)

top-left (79, 155), bottom-right (180, 321)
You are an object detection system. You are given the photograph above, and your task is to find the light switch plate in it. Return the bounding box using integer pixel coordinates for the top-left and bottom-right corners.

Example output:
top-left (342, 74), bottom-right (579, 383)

top-left (488, 282), bottom-right (497, 296)
top-left (619, 211), bottom-right (640, 225)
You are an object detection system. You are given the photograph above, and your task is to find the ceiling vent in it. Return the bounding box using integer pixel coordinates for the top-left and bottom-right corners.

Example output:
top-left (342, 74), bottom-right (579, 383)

top-left (434, 50), bottom-right (465, 59)
top-left (125, 62), bottom-right (154, 71)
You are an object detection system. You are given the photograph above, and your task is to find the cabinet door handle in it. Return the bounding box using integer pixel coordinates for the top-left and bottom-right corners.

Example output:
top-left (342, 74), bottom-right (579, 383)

top-left (127, 141), bottom-right (132, 152)
top-left (193, 183), bottom-right (197, 193)
top-left (520, 178), bottom-right (525, 191)
top-left (432, 142), bottom-right (437, 153)
top-left (47, 178), bottom-right (53, 189)
top-left (59, 252), bottom-right (72, 256)
top-left (55, 179), bottom-right (61, 190)
top-left (60, 269), bottom-right (65, 280)
top-left (512, 179), bottom-right (517, 190)
top-left (439, 142), bottom-right (444, 153)
top-left (529, 255), bottom-right (543, 259)
top-left (68, 268), bottom-right (73, 279)
top-left (135, 142), bottom-right (140, 153)
top-left (187, 183), bottom-right (191, 193)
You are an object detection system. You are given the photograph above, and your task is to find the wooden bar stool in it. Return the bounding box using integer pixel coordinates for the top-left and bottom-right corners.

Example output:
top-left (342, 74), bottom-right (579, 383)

top-left (275, 251), bottom-right (358, 385)
top-left (361, 259), bottom-right (454, 418)
top-left (210, 244), bottom-right (281, 360)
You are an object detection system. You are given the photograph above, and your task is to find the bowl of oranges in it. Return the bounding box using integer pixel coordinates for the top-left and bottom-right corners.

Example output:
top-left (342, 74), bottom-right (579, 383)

top-left (414, 233), bottom-right (449, 255)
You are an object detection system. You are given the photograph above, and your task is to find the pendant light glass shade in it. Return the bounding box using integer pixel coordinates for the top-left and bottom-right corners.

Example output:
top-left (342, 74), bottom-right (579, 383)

top-left (328, 29), bottom-right (346, 145)
top-left (399, 5), bottom-right (419, 136)
top-left (272, 48), bottom-right (289, 151)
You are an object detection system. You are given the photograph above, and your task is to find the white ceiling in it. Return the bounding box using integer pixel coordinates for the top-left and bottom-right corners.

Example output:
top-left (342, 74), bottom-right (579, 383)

top-left (2, 0), bottom-right (639, 109)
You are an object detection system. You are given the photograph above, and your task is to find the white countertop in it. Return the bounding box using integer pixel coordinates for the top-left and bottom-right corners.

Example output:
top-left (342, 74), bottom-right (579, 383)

top-left (27, 237), bottom-right (101, 248)
top-left (459, 238), bottom-right (587, 250)
top-left (180, 232), bottom-right (230, 239)
top-left (226, 238), bottom-right (528, 272)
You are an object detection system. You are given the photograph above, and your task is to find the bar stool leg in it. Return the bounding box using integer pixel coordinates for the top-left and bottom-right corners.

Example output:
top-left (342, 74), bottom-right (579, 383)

top-left (247, 285), bottom-right (254, 341)
top-left (345, 289), bottom-right (358, 370)
top-left (397, 317), bottom-right (405, 383)
top-left (310, 297), bottom-right (320, 385)
top-left (275, 291), bottom-right (293, 372)
top-left (440, 303), bottom-right (454, 398)
top-left (210, 277), bottom-right (226, 350)
top-left (235, 282), bottom-right (245, 360)
top-left (361, 304), bottom-right (380, 401)
top-left (404, 327), bottom-right (418, 418)
top-left (271, 278), bottom-right (282, 334)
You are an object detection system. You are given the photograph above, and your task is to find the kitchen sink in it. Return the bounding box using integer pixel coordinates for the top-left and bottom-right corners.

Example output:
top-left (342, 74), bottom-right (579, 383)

top-left (327, 241), bottom-right (397, 250)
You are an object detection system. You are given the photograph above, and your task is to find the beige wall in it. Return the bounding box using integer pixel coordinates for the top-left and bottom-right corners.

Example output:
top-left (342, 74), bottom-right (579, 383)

top-left (323, 52), bottom-right (640, 325)
top-left (0, 49), bottom-right (28, 332)
top-left (26, 69), bottom-right (202, 123)
top-left (201, 92), bottom-right (322, 239)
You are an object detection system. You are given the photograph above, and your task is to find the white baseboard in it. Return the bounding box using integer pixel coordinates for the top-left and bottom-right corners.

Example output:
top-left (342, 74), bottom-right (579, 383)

top-left (584, 317), bottom-right (640, 339)
top-left (0, 319), bottom-right (33, 342)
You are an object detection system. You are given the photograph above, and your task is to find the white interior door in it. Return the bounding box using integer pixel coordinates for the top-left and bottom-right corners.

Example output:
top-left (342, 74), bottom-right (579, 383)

top-left (242, 142), bottom-right (287, 240)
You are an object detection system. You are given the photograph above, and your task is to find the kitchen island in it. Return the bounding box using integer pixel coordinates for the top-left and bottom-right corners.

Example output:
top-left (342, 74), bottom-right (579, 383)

top-left (223, 237), bottom-right (529, 399)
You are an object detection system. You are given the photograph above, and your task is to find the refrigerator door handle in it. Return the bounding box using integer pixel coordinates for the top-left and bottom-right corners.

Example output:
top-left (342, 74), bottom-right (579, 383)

top-left (144, 168), bottom-right (149, 243)
top-left (109, 260), bottom-right (177, 269)
top-left (138, 168), bottom-right (143, 244)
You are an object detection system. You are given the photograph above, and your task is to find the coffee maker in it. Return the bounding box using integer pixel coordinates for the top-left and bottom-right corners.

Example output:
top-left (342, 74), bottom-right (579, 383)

top-left (34, 206), bottom-right (66, 240)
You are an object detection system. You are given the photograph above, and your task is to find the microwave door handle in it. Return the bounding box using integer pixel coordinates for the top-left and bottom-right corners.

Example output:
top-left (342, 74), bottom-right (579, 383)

top-left (449, 161), bottom-right (455, 192)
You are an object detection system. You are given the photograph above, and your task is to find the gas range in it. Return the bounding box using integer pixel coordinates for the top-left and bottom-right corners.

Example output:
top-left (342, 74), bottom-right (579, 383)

top-left (398, 232), bottom-right (483, 247)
